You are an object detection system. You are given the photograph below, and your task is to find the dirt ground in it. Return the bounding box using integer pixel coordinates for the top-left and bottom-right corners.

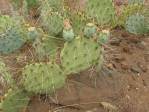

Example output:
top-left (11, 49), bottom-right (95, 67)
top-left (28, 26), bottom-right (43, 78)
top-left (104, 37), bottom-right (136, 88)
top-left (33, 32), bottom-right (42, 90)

top-left (0, 0), bottom-right (149, 112)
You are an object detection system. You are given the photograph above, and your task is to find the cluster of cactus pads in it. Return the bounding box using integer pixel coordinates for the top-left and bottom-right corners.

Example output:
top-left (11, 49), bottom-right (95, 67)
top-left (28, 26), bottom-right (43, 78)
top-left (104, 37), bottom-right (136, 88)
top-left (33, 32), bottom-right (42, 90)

top-left (1, 0), bottom-right (149, 112)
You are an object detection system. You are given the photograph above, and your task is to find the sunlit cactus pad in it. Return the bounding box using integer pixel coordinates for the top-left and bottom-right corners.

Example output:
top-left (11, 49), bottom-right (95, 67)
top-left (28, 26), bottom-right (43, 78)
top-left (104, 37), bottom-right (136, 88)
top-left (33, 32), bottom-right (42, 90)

top-left (1, 90), bottom-right (30, 112)
top-left (61, 37), bottom-right (102, 74)
top-left (22, 63), bottom-right (66, 94)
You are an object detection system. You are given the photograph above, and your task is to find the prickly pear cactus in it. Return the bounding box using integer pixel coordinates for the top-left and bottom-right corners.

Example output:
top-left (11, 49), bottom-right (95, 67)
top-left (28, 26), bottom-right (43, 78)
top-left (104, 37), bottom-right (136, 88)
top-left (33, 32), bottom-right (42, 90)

top-left (0, 15), bottom-right (27, 54)
top-left (65, 10), bottom-right (87, 35)
top-left (63, 28), bottom-right (75, 41)
top-left (40, 7), bottom-right (63, 36)
top-left (22, 63), bottom-right (66, 94)
top-left (1, 89), bottom-right (30, 112)
top-left (118, 4), bottom-right (144, 26)
top-left (27, 27), bottom-right (43, 42)
top-left (125, 13), bottom-right (149, 35)
top-left (98, 30), bottom-right (110, 44)
top-left (43, 0), bottom-right (63, 12)
top-left (128, 0), bottom-right (144, 4)
top-left (60, 37), bottom-right (102, 74)
top-left (86, 0), bottom-right (116, 27)
top-left (33, 35), bottom-right (63, 60)
top-left (84, 23), bottom-right (97, 38)
top-left (26, 0), bottom-right (39, 9)
top-left (63, 19), bottom-right (75, 41)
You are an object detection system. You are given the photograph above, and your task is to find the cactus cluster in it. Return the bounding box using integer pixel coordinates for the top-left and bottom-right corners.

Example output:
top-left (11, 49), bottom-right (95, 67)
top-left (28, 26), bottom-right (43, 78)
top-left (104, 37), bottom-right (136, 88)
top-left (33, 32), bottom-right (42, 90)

top-left (0, 0), bottom-right (137, 111)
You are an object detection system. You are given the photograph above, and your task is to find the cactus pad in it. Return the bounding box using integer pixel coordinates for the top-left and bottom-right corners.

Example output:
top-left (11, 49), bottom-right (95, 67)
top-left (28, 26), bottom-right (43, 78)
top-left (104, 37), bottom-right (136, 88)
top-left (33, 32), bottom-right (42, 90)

top-left (128, 0), bottom-right (144, 4)
top-left (33, 35), bottom-right (63, 60)
top-left (125, 14), bottom-right (149, 35)
top-left (0, 15), bottom-right (26, 54)
top-left (22, 63), bottom-right (66, 94)
top-left (61, 37), bottom-right (102, 74)
top-left (86, 0), bottom-right (116, 27)
top-left (40, 4), bottom-right (63, 36)
top-left (44, 0), bottom-right (63, 12)
top-left (1, 89), bottom-right (30, 112)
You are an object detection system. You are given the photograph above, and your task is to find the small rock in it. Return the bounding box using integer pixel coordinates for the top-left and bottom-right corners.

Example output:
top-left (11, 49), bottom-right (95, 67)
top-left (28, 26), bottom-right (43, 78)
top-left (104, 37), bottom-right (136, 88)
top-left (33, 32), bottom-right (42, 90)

top-left (110, 38), bottom-right (121, 46)
top-left (136, 41), bottom-right (146, 49)
top-left (114, 56), bottom-right (125, 62)
top-left (121, 61), bottom-right (129, 70)
top-left (138, 64), bottom-right (148, 72)
top-left (131, 65), bottom-right (142, 73)
top-left (100, 102), bottom-right (118, 111)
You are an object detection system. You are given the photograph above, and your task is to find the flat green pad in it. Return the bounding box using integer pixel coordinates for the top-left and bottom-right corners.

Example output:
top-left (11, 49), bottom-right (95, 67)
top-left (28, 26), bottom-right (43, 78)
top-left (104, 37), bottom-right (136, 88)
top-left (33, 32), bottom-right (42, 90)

top-left (2, 90), bottom-right (30, 112)
top-left (22, 63), bottom-right (66, 94)
top-left (86, 0), bottom-right (116, 27)
top-left (61, 37), bottom-right (102, 74)
top-left (125, 14), bottom-right (149, 35)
